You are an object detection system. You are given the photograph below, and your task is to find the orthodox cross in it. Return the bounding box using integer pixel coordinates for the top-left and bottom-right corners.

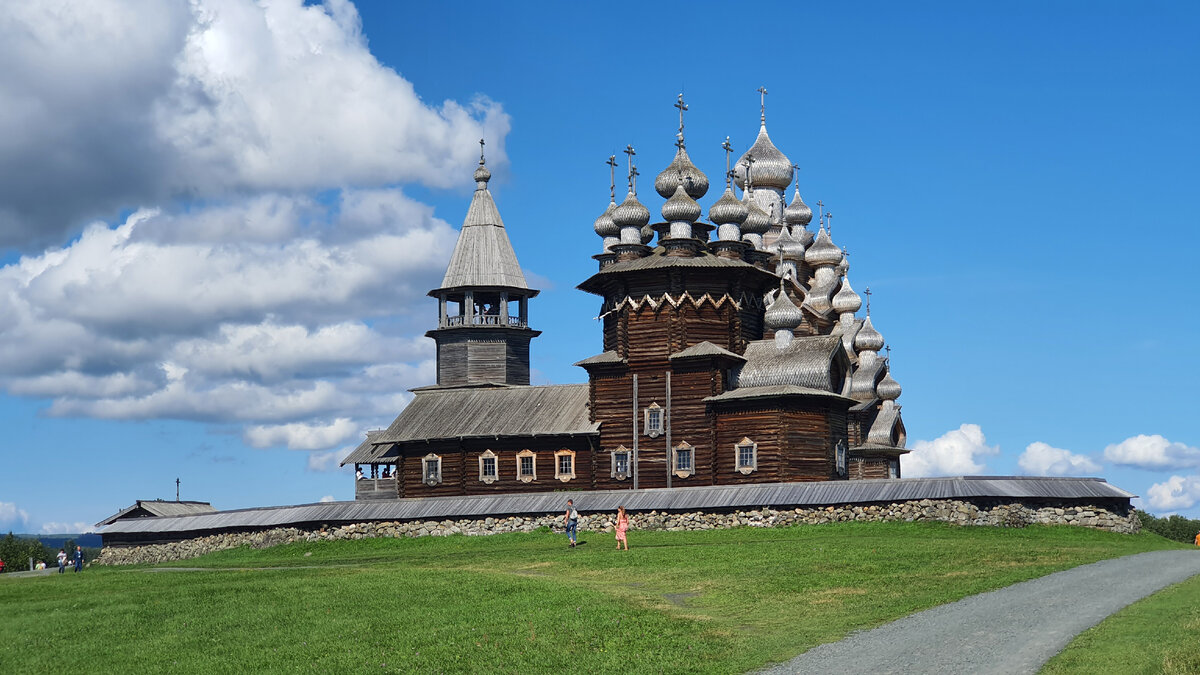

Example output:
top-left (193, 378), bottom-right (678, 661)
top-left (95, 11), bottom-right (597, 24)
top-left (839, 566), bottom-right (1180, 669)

top-left (624, 145), bottom-right (638, 192)
top-left (791, 163), bottom-right (801, 192)
top-left (478, 138), bottom-right (485, 164)
top-left (826, 211), bottom-right (834, 236)
top-left (864, 286), bottom-right (872, 316)
top-left (757, 86), bottom-right (768, 122)
top-left (606, 155), bottom-right (618, 200)
top-left (841, 247), bottom-right (849, 274)
top-left (885, 345), bottom-right (892, 364)
top-left (722, 137), bottom-right (734, 187)
top-left (744, 153), bottom-right (756, 194)
top-left (175, 477), bottom-right (180, 501)
top-left (674, 93), bottom-right (688, 143)
top-left (816, 199), bottom-right (825, 227)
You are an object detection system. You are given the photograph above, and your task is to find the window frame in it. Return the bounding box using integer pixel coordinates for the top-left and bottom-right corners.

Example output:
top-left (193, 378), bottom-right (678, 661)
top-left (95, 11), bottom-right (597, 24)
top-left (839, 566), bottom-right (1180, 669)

top-left (672, 441), bottom-right (694, 479)
top-left (516, 449), bottom-right (537, 483)
top-left (835, 440), bottom-right (848, 477)
top-left (734, 437), bottom-right (757, 475)
top-left (644, 402), bottom-right (663, 438)
top-left (478, 449), bottom-right (498, 484)
top-left (554, 448), bottom-right (576, 482)
top-left (611, 445), bottom-right (631, 481)
top-left (888, 458), bottom-right (900, 479)
top-left (422, 453), bottom-right (443, 486)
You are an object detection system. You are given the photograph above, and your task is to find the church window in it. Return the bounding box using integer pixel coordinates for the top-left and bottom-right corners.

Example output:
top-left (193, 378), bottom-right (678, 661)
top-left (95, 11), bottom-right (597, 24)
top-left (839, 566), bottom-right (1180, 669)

top-left (673, 441), bottom-right (694, 479)
top-left (644, 403), bottom-right (663, 438)
top-left (422, 453), bottom-right (442, 486)
top-left (611, 446), bottom-right (631, 480)
top-left (478, 450), bottom-right (498, 484)
top-left (836, 440), bottom-right (848, 477)
top-left (517, 449), bottom-right (537, 483)
top-left (735, 438), bottom-right (757, 475)
top-left (888, 459), bottom-right (900, 479)
top-left (554, 449), bottom-right (576, 482)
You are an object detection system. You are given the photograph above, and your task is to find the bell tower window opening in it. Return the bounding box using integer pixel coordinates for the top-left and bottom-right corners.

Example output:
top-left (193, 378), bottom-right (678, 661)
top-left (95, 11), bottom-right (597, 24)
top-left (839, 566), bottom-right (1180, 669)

top-left (517, 449), bottom-right (537, 483)
top-left (735, 438), bottom-right (757, 475)
top-left (422, 453), bottom-right (442, 486)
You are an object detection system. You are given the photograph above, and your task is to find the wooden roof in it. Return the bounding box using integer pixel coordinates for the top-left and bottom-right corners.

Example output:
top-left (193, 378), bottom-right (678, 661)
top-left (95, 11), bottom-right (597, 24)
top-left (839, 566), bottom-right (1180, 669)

top-left (433, 186), bottom-right (531, 293)
top-left (736, 335), bottom-right (847, 390)
top-left (375, 384), bottom-right (598, 444)
top-left (577, 248), bottom-right (777, 294)
top-left (95, 500), bottom-right (215, 527)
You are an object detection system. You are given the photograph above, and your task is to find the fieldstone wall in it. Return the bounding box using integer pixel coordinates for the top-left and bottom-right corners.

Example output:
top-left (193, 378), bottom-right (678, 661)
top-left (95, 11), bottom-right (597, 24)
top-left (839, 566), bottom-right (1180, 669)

top-left (96, 499), bottom-right (1140, 566)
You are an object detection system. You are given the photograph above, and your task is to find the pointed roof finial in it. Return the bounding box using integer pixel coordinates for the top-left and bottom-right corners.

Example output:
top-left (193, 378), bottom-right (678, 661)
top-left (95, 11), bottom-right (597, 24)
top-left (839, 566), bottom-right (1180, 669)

top-left (885, 344), bottom-right (892, 364)
top-left (674, 93), bottom-right (688, 146)
top-left (791, 164), bottom-right (801, 189)
top-left (624, 144), bottom-right (638, 193)
top-left (756, 86), bottom-right (768, 123)
top-left (478, 138), bottom-right (486, 165)
top-left (826, 211), bottom-right (833, 236)
top-left (722, 136), bottom-right (734, 188)
top-left (816, 199), bottom-right (825, 227)
top-left (606, 155), bottom-right (618, 201)
top-left (744, 153), bottom-right (756, 194)
top-left (864, 286), bottom-right (872, 316)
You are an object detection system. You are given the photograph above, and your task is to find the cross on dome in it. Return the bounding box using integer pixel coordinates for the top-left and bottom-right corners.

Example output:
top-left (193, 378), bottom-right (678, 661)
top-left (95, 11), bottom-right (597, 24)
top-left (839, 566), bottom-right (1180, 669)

top-left (674, 93), bottom-right (688, 144)
top-left (606, 155), bottom-right (618, 200)
top-left (757, 86), bottom-right (768, 123)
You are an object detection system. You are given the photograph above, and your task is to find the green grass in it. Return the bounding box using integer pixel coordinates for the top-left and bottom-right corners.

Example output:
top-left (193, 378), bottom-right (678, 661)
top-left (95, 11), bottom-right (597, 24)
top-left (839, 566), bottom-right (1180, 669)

top-left (0, 522), bottom-right (1186, 673)
top-left (1040, 572), bottom-right (1200, 675)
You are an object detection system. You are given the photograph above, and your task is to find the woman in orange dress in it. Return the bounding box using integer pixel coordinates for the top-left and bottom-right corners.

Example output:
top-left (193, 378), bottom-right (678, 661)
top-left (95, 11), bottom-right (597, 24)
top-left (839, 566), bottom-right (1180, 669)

top-left (615, 506), bottom-right (630, 551)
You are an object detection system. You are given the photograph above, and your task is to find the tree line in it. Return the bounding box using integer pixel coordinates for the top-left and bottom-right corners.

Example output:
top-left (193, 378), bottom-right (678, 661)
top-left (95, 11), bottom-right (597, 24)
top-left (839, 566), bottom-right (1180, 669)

top-left (1136, 511), bottom-right (1200, 544)
top-left (0, 532), bottom-right (100, 571)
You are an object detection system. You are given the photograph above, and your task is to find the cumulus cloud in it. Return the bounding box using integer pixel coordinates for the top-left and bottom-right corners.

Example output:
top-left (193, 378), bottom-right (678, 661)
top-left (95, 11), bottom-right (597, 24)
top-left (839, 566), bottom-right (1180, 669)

top-left (1103, 435), bottom-right (1200, 471)
top-left (308, 447), bottom-right (355, 472)
top-left (1017, 442), bottom-right (1102, 477)
top-left (244, 418), bottom-right (360, 450)
top-left (0, 502), bottom-right (30, 531)
top-left (1145, 475), bottom-right (1200, 512)
top-left (903, 424), bottom-right (1001, 478)
top-left (0, 0), bottom-right (510, 248)
top-left (40, 522), bottom-right (94, 535)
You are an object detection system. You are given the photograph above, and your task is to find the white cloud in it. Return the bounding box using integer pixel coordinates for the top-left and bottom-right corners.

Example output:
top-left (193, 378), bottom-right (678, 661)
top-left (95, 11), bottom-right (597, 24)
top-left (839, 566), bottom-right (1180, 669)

top-left (308, 447), bottom-right (355, 472)
top-left (1145, 475), bottom-right (1200, 512)
top-left (319, 495), bottom-right (336, 503)
top-left (1103, 435), bottom-right (1200, 471)
top-left (1018, 442), bottom-right (1102, 477)
top-left (40, 522), bottom-right (94, 535)
top-left (0, 0), bottom-right (510, 248)
top-left (0, 502), bottom-right (30, 531)
top-left (244, 418), bottom-right (360, 450)
top-left (903, 424), bottom-right (1001, 477)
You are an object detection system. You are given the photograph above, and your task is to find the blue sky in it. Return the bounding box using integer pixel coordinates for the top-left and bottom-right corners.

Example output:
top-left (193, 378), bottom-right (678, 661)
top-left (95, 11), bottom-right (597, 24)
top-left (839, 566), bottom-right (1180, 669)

top-left (1, 0), bottom-right (1197, 533)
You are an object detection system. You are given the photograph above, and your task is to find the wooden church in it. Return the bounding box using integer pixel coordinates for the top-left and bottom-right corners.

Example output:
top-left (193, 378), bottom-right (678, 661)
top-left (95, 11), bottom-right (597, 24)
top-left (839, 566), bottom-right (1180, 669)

top-left (344, 96), bottom-right (908, 500)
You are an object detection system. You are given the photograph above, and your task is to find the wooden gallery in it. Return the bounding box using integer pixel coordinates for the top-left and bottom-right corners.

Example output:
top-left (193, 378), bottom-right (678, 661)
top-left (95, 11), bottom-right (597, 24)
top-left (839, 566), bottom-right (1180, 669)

top-left (344, 103), bottom-right (908, 500)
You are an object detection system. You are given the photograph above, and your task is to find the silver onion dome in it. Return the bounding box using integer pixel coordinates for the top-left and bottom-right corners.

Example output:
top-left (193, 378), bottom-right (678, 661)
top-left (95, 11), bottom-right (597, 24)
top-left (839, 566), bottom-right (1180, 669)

top-left (734, 124), bottom-right (793, 191)
top-left (655, 146), bottom-right (710, 200)
top-left (784, 186), bottom-right (813, 226)
top-left (661, 184), bottom-right (701, 223)
top-left (593, 201), bottom-right (618, 238)
top-left (774, 226), bottom-right (806, 260)
top-left (764, 289), bottom-right (804, 332)
top-left (612, 191), bottom-right (650, 229)
top-left (876, 369), bottom-right (902, 401)
top-left (794, 225), bottom-right (815, 247)
top-left (640, 224), bottom-right (654, 245)
top-left (805, 227), bottom-right (843, 267)
top-left (741, 194), bottom-right (771, 235)
top-left (473, 162), bottom-right (491, 186)
top-left (854, 316), bottom-right (885, 352)
top-left (708, 187), bottom-right (748, 225)
top-left (832, 276), bottom-right (862, 314)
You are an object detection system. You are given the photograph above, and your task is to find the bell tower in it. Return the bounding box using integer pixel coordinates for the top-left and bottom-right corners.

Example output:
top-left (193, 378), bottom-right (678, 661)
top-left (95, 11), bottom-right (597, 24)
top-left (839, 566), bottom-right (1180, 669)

top-left (426, 142), bottom-right (540, 386)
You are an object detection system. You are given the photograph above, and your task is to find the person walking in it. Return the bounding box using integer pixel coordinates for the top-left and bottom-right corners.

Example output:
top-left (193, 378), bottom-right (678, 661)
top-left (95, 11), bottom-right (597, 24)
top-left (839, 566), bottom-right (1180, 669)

top-left (564, 499), bottom-right (579, 548)
top-left (1194, 530), bottom-right (1200, 547)
top-left (56, 548), bottom-right (66, 574)
top-left (73, 546), bottom-right (83, 572)
top-left (614, 506), bottom-right (630, 551)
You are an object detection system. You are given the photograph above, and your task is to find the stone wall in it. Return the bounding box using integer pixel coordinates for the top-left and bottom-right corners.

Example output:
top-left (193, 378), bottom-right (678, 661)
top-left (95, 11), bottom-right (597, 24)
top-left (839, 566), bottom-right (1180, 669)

top-left (96, 499), bottom-right (1140, 566)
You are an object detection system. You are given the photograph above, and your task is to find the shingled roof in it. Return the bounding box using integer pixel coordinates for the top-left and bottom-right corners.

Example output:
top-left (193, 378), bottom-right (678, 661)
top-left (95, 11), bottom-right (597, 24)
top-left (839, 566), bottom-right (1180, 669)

top-left (736, 335), bottom-right (847, 391)
top-left (433, 179), bottom-right (531, 292)
top-left (95, 500), bottom-right (216, 527)
top-left (375, 384), bottom-right (598, 444)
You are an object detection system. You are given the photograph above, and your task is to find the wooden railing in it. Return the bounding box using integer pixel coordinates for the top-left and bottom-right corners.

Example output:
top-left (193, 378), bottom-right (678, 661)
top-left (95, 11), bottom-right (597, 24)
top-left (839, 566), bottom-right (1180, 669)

top-left (440, 315), bottom-right (527, 329)
top-left (355, 477), bottom-right (398, 501)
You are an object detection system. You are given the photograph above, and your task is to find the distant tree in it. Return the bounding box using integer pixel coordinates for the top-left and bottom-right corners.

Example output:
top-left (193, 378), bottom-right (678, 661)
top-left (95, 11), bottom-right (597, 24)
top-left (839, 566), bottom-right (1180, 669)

top-left (1136, 511), bottom-right (1200, 544)
top-left (0, 532), bottom-right (51, 572)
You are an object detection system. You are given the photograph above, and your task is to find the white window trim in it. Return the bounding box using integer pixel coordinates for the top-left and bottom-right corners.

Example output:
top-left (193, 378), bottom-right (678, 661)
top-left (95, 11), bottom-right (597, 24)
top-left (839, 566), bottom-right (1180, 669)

top-left (836, 440), bottom-right (848, 477)
top-left (611, 445), bottom-right (631, 481)
top-left (672, 441), bottom-right (695, 479)
top-left (422, 453), bottom-right (442, 486)
top-left (644, 402), bottom-right (663, 438)
top-left (478, 449), bottom-right (498, 484)
top-left (554, 448), bottom-right (576, 482)
top-left (516, 449), bottom-right (537, 483)
top-left (734, 437), bottom-right (757, 475)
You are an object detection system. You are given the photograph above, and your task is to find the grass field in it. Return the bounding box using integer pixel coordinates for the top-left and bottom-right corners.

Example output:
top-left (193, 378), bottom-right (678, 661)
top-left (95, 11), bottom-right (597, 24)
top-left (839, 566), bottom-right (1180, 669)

top-left (1040, 572), bottom-right (1200, 674)
top-left (0, 522), bottom-right (1187, 673)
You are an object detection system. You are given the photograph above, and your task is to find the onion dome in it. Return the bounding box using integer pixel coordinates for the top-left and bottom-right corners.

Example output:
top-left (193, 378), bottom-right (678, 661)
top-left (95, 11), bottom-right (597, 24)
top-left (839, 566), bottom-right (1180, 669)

top-left (708, 187), bottom-right (748, 225)
top-left (877, 369), bottom-right (902, 401)
top-left (832, 276), bottom-right (863, 314)
top-left (795, 225), bottom-right (815, 248)
top-left (733, 124), bottom-right (793, 191)
top-left (784, 186), bottom-right (813, 226)
top-left (612, 191), bottom-right (650, 229)
top-left (640, 224), bottom-right (654, 245)
top-left (593, 201), bottom-right (618, 238)
top-left (741, 194), bottom-right (771, 235)
top-left (780, 228), bottom-right (806, 260)
top-left (655, 146), bottom-right (709, 200)
top-left (854, 316), bottom-right (885, 352)
top-left (473, 162), bottom-right (491, 186)
top-left (837, 254), bottom-right (849, 277)
top-left (661, 184), bottom-right (701, 223)
top-left (764, 289), bottom-right (804, 332)
top-left (805, 227), bottom-right (843, 267)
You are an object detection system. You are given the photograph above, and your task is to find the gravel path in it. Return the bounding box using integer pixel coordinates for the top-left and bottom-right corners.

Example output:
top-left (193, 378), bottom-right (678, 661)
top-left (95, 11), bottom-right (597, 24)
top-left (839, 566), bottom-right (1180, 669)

top-left (760, 549), bottom-right (1200, 675)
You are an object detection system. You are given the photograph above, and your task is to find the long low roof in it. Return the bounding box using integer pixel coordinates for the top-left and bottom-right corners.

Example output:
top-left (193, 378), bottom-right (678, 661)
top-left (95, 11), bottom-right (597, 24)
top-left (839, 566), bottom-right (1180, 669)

top-left (99, 477), bottom-right (1135, 536)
